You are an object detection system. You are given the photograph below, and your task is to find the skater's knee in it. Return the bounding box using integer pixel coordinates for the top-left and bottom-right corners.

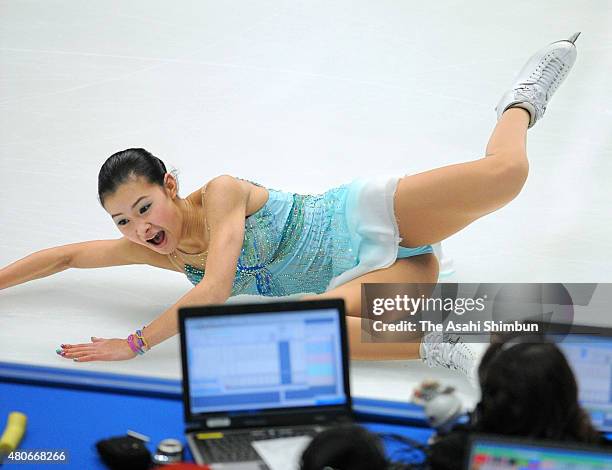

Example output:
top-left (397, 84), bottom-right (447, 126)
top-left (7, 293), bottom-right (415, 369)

top-left (501, 157), bottom-right (529, 198)
top-left (486, 153), bottom-right (529, 200)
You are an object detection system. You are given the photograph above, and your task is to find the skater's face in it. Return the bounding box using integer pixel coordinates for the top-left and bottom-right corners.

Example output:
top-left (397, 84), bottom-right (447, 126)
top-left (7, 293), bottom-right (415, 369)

top-left (103, 175), bottom-right (181, 254)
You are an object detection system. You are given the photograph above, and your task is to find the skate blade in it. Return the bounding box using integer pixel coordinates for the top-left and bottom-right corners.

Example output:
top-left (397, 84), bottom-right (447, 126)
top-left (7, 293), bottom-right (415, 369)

top-left (567, 32), bottom-right (581, 44)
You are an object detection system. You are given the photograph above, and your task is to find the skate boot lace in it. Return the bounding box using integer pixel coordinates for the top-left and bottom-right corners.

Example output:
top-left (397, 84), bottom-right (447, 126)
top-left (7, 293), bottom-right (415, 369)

top-left (516, 54), bottom-right (570, 116)
top-left (424, 334), bottom-right (475, 377)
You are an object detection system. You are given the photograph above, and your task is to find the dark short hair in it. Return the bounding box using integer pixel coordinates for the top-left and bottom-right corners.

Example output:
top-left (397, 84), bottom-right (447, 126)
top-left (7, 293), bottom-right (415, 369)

top-left (475, 341), bottom-right (600, 443)
top-left (98, 148), bottom-right (171, 207)
top-left (300, 425), bottom-right (388, 470)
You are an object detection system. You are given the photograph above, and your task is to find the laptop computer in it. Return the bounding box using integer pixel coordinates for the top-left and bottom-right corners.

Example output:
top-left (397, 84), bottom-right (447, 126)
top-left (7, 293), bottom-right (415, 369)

top-left (465, 434), bottom-right (612, 470)
top-left (178, 298), bottom-right (353, 469)
top-left (494, 321), bottom-right (612, 436)
top-left (540, 322), bottom-right (612, 435)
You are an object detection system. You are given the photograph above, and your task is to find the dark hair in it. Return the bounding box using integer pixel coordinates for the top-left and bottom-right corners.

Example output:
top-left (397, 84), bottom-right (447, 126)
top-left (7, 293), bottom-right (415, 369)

top-left (98, 148), bottom-right (171, 207)
top-left (475, 341), bottom-right (600, 443)
top-left (300, 425), bottom-right (389, 470)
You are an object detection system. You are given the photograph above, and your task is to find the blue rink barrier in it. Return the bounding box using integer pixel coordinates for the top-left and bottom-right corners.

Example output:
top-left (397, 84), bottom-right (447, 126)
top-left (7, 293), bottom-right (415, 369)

top-left (0, 361), bottom-right (429, 425)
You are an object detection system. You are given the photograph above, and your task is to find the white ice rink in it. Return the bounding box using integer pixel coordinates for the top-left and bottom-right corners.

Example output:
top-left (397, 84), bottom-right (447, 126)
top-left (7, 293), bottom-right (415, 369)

top-left (1, 1), bottom-right (611, 409)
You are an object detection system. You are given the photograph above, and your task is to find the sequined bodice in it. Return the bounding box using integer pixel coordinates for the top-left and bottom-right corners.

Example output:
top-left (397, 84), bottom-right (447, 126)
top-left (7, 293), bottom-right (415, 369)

top-left (168, 180), bottom-right (357, 296)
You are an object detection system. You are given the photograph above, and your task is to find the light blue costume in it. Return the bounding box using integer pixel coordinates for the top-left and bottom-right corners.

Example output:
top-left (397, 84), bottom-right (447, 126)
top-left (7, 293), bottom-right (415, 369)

top-left (170, 177), bottom-right (432, 297)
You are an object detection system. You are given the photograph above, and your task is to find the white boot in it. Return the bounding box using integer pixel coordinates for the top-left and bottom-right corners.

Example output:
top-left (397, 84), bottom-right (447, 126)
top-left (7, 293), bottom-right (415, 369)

top-left (496, 32), bottom-right (580, 128)
top-left (420, 331), bottom-right (488, 385)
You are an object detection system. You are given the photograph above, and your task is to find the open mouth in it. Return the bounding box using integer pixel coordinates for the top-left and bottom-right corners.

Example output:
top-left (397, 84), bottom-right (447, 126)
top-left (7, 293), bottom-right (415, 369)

top-left (147, 230), bottom-right (166, 247)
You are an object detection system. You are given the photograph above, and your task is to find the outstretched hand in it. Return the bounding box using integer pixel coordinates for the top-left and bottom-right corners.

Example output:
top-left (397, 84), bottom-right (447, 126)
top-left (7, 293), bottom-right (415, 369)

top-left (57, 337), bottom-right (138, 362)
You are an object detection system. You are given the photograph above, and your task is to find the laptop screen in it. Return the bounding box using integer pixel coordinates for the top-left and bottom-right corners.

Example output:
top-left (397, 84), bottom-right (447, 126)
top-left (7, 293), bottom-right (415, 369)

top-left (182, 304), bottom-right (348, 417)
top-left (553, 334), bottom-right (612, 434)
top-left (466, 436), bottom-right (612, 470)
top-left (515, 322), bottom-right (612, 435)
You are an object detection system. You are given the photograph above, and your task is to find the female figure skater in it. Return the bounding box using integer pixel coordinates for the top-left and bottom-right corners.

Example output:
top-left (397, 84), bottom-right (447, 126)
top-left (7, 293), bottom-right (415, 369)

top-left (0, 34), bottom-right (580, 374)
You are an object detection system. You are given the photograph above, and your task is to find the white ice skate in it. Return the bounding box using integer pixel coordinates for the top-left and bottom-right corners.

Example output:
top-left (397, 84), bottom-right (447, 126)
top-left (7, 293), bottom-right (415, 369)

top-left (496, 32), bottom-right (580, 128)
top-left (420, 331), bottom-right (488, 386)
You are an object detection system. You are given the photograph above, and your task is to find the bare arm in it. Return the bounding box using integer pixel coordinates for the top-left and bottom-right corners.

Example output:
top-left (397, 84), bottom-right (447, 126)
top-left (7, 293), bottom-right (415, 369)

top-left (0, 247), bottom-right (71, 290)
top-left (0, 238), bottom-right (168, 290)
top-left (142, 175), bottom-right (248, 348)
top-left (55, 175), bottom-right (249, 362)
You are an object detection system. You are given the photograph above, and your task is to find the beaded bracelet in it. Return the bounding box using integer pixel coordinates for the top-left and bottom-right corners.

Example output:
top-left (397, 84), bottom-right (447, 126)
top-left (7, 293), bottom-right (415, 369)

top-left (135, 329), bottom-right (150, 350)
top-left (127, 334), bottom-right (145, 355)
top-left (126, 326), bottom-right (150, 356)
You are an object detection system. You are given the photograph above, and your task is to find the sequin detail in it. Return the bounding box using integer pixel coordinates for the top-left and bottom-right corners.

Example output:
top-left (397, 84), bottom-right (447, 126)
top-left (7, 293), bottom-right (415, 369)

top-left (181, 182), bottom-right (359, 297)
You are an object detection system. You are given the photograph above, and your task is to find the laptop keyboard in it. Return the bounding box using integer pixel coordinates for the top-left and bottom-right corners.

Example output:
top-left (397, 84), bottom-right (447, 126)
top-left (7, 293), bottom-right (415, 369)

top-left (196, 426), bottom-right (319, 463)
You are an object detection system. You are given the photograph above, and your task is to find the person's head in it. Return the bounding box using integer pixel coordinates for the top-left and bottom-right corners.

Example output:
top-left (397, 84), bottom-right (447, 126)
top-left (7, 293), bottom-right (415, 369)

top-left (300, 425), bottom-right (388, 470)
top-left (475, 340), bottom-right (600, 443)
top-left (98, 148), bottom-right (183, 254)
